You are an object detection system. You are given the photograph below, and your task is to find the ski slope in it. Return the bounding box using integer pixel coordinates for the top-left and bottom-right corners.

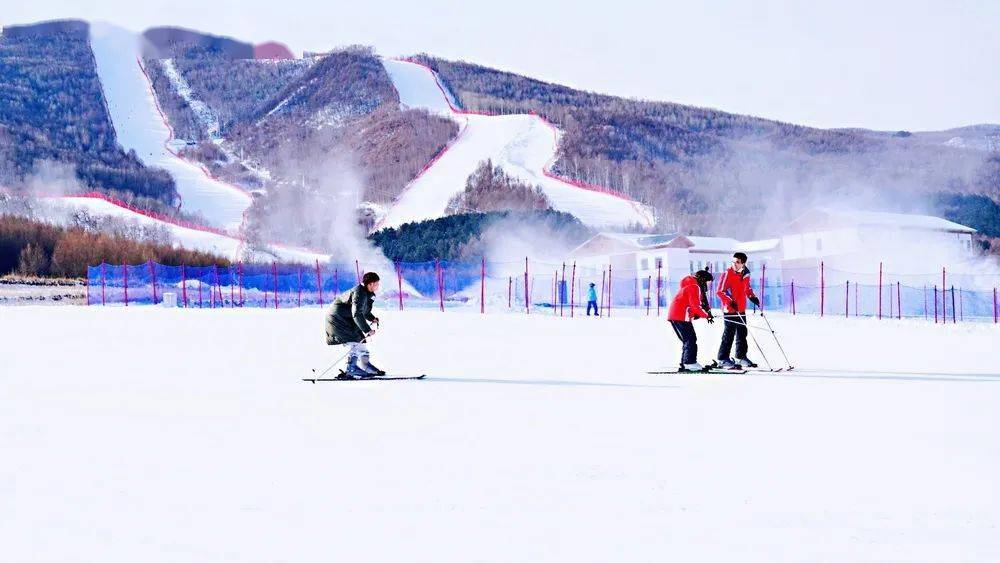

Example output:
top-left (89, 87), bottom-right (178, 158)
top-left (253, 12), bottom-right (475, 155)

top-left (4, 307), bottom-right (998, 562)
top-left (89, 23), bottom-right (252, 233)
top-left (379, 59), bottom-right (656, 230)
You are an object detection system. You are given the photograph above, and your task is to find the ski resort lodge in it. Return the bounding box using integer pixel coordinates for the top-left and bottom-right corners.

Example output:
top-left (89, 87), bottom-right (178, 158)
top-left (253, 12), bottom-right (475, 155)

top-left (569, 208), bottom-right (976, 307)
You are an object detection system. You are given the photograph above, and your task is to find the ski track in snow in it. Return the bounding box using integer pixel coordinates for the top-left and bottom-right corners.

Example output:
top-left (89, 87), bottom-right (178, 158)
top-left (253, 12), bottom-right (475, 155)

top-left (3, 308), bottom-right (999, 562)
top-left (377, 58), bottom-right (656, 231)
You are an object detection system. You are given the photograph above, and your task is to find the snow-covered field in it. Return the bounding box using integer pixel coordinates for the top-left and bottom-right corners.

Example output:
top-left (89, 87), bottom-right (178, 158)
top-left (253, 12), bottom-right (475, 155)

top-left (379, 59), bottom-right (655, 230)
top-left (4, 306), bottom-right (998, 562)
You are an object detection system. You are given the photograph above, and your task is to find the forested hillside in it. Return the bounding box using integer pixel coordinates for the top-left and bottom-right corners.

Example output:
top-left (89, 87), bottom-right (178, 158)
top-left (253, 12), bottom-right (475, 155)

top-left (0, 20), bottom-right (176, 206)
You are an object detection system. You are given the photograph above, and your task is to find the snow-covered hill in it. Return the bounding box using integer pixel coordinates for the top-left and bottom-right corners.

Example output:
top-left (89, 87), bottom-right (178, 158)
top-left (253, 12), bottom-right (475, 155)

top-left (3, 307), bottom-right (998, 561)
top-left (89, 23), bottom-right (253, 233)
top-left (378, 59), bottom-right (655, 230)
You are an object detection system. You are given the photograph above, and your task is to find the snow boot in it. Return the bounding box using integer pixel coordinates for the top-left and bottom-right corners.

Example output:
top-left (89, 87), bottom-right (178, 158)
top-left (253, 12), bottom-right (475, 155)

top-left (680, 362), bottom-right (706, 372)
top-left (716, 358), bottom-right (740, 370)
top-left (339, 356), bottom-right (374, 379)
top-left (358, 355), bottom-right (386, 376)
top-left (736, 357), bottom-right (758, 368)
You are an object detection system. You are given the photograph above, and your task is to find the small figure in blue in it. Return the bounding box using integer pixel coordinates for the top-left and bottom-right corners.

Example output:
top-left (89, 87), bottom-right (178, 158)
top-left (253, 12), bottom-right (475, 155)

top-left (586, 282), bottom-right (599, 316)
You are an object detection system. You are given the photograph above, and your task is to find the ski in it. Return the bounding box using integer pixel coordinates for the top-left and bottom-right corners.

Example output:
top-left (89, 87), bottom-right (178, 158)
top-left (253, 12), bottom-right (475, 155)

top-left (303, 374), bottom-right (427, 383)
top-left (647, 369), bottom-right (747, 375)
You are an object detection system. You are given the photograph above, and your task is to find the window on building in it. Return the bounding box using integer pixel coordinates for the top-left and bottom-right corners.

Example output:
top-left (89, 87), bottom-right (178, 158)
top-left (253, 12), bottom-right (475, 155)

top-left (689, 260), bottom-right (694, 272)
top-left (641, 278), bottom-right (649, 290)
top-left (640, 258), bottom-right (648, 270)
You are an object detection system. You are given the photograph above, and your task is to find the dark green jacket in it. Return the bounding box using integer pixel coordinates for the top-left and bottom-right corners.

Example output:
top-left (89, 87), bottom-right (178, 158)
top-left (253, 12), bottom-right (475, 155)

top-left (325, 284), bottom-right (376, 344)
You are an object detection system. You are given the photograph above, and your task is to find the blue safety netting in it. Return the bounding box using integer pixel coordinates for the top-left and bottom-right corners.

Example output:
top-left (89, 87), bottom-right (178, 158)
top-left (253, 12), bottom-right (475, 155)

top-left (86, 260), bottom-right (999, 323)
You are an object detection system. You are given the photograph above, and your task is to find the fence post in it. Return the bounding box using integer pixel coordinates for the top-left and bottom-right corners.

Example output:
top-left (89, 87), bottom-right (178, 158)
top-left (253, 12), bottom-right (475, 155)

top-left (878, 261), bottom-right (883, 320)
top-left (355, 259), bottom-right (361, 284)
top-left (941, 267), bottom-right (947, 323)
top-left (334, 268), bottom-right (339, 297)
top-left (148, 260), bottom-right (157, 304)
top-left (524, 257), bottom-right (529, 315)
top-left (508, 276), bottom-right (512, 309)
top-left (897, 281), bottom-right (902, 320)
top-left (845, 280), bottom-right (849, 317)
top-left (238, 262), bottom-right (244, 307)
top-left (994, 287), bottom-right (998, 324)
top-left (608, 264), bottom-right (613, 317)
top-left (820, 261), bottom-right (825, 317)
top-left (951, 286), bottom-right (956, 323)
top-left (560, 263), bottom-right (566, 317)
top-left (481, 258), bottom-right (486, 314)
top-left (315, 260), bottom-right (323, 307)
top-left (570, 262), bottom-right (576, 317)
top-left (761, 263), bottom-right (766, 313)
top-left (272, 262), bottom-right (279, 309)
top-left (791, 280), bottom-right (796, 315)
top-left (123, 264), bottom-right (129, 307)
top-left (181, 265), bottom-right (187, 307)
top-left (600, 267), bottom-right (606, 316)
top-left (100, 264), bottom-right (106, 306)
top-left (397, 262), bottom-right (404, 311)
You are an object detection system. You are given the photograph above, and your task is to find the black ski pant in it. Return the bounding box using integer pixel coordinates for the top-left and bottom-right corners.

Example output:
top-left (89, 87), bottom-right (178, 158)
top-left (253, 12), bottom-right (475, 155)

top-left (718, 312), bottom-right (748, 361)
top-left (586, 300), bottom-right (599, 316)
top-left (669, 320), bottom-right (698, 365)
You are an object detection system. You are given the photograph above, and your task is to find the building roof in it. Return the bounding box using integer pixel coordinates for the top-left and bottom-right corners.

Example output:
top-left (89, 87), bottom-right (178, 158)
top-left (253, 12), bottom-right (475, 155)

top-left (789, 208), bottom-right (976, 234)
top-left (684, 236), bottom-right (742, 253)
top-left (738, 238), bottom-right (781, 252)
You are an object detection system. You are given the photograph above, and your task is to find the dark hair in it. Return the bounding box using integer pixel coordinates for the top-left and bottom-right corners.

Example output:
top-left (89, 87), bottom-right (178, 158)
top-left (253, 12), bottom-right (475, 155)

top-left (362, 272), bottom-right (380, 285)
top-left (589, 282), bottom-right (595, 286)
top-left (695, 269), bottom-right (714, 283)
top-left (733, 252), bottom-right (748, 263)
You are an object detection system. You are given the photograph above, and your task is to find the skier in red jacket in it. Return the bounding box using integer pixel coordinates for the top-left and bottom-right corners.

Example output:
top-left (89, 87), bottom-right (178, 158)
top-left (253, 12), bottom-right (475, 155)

top-left (715, 252), bottom-right (760, 369)
top-left (667, 270), bottom-right (715, 371)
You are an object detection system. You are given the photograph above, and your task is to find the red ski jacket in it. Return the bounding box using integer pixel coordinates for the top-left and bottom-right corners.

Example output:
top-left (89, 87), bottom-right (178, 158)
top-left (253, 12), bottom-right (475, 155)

top-left (716, 267), bottom-right (757, 313)
top-left (668, 275), bottom-right (710, 321)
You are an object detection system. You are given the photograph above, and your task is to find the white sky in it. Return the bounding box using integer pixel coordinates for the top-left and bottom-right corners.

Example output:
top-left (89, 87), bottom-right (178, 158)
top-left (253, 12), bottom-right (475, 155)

top-left (4, 0), bottom-right (998, 131)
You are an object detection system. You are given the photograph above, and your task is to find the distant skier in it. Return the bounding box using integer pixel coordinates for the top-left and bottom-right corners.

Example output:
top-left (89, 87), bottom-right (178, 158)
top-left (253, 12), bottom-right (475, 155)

top-left (667, 270), bottom-right (715, 371)
top-left (715, 252), bottom-right (760, 369)
top-left (586, 282), bottom-right (599, 316)
top-left (325, 272), bottom-right (384, 378)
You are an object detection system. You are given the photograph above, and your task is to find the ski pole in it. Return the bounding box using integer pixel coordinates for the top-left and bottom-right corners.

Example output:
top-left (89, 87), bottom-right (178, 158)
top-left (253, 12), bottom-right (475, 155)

top-left (755, 312), bottom-right (794, 370)
top-left (721, 314), bottom-right (775, 372)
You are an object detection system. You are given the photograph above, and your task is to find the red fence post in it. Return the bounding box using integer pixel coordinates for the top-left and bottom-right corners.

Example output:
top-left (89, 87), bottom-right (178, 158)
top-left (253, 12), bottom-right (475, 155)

top-left (524, 257), bottom-right (529, 315)
top-left (942, 267), bottom-right (947, 323)
top-left (845, 280), bottom-right (849, 317)
top-left (878, 261), bottom-right (883, 320)
top-left (761, 263), bottom-right (766, 313)
top-left (570, 262), bottom-right (576, 318)
top-left (481, 258), bottom-right (486, 314)
top-left (820, 261), bottom-right (825, 317)
top-left (397, 262), bottom-right (404, 311)
top-left (148, 260), bottom-right (157, 304)
top-left (994, 287), bottom-right (998, 324)
top-left (315, 260), bottom-right (323, 307)
top-left (100, 264), bottom-right (106, 306)
top-left (508, 276), bottom-right (512, 309)
top-left (181, 265), bottom-right (187, 307)
top-left (123, 264), bottom-right (129, 307)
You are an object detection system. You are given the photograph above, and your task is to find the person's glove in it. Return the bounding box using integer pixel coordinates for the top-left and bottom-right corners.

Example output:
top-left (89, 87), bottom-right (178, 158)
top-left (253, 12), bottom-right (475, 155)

top-left (749, 296), bottom-right (760, 307)
top-left (707, 314), bottom-right (715, 324)
top-left (373, 316), bottom-right (380, 326)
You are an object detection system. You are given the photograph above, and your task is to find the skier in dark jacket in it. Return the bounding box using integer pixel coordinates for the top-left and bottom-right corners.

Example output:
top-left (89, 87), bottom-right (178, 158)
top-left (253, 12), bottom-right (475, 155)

top-left (325, 271), bottom-right (383, 378)
top-left (667, 270), bottom-right (715, 371)
top-left (715, 252), bottom-right (760, 369)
